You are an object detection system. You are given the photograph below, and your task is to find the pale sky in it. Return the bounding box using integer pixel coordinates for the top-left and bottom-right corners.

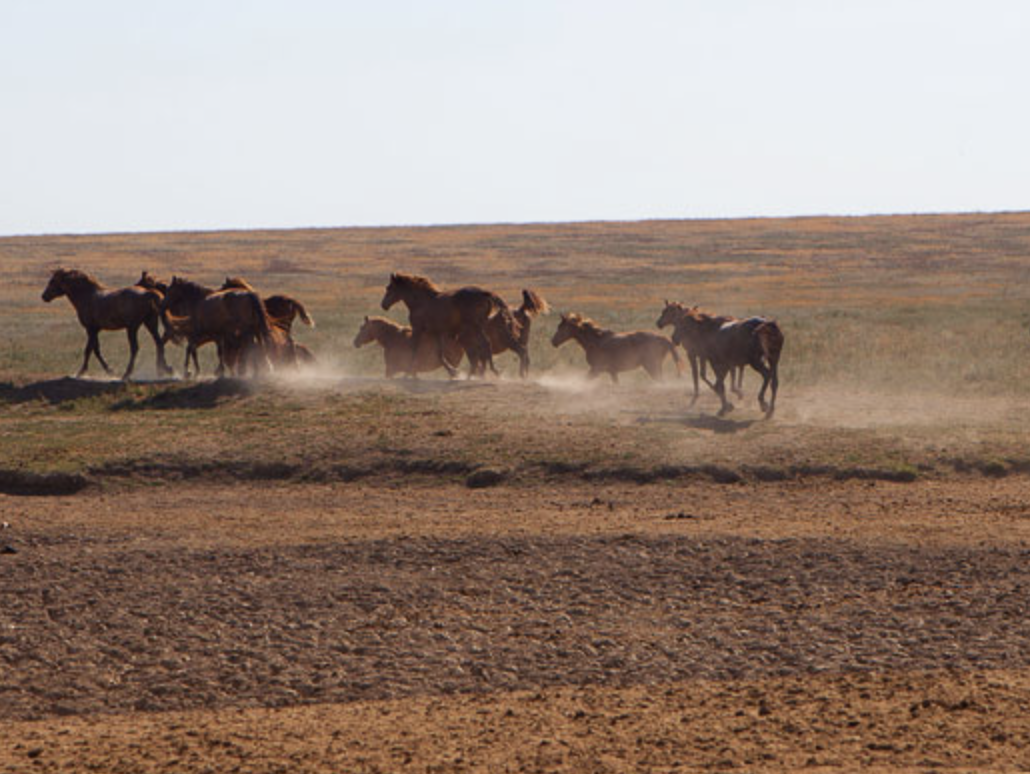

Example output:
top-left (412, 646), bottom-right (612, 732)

top-left (2, 1), bottom-right (1028, 236)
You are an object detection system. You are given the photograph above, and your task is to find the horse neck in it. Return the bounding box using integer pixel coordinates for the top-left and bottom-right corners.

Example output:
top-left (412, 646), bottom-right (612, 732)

top-left (62, 276), bottom-right (102, 307)
top-left (170, 282), bottom-right (214, 309)
top-left (398, 283), bottom-right (439, 308)
top-left (378, 321), bottom-right (410, 346)
top-left (568, 323), bottom-right (604, 351)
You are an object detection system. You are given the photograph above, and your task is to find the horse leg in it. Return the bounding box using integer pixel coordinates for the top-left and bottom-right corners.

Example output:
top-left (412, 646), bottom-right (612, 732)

top-left (144, 316), bottom-right (172, 376)
top-left (687, 354), bottom-right (700, 406)
top-left (121, 326), bottom-right (140, 381)
top-left (732, 365), bottom-right (745, 398)
top-left (91, 330), bottom-right (113, 375)
top-left (714, 368), bottom-right (733, 416)
top-left (609, 370), bottom-right (619, 384)
top-left (478, 337), bottom-right (497, 378)
top-left (214, 339), bottom-right (226, 379)
top-left (183, 343), bottom-right (196, 380)
top-left (77, 331), bottom-right (95, 377)
top-left (757, 361), bottom-right (778, 418)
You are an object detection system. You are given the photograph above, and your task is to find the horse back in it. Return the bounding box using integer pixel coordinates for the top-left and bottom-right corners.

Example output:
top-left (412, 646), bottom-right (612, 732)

top-left (90, 285), bottom-right (162, 329)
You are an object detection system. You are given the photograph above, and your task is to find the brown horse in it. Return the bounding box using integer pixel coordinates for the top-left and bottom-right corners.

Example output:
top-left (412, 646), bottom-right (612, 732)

top-left (353, 316), bottom-right (464, 378)
top-left (380, 273), bottom-right (526, 379)
top-left (220, 277), bottom-right (315, 334)
top-left (42, 268), bottom-right (172, 380)
top-left (551, 313), bottom-right (682, 383)
top-left (485, 289), bottom-right (549, 378)
top-left (657, 300), bottom-right (746, 406)
top-left (219, 277), bottom-right (316, 371)
top-left (161, 277), bottom-right (273, 378)
top-left (669, 308), bottom-right (783, 417)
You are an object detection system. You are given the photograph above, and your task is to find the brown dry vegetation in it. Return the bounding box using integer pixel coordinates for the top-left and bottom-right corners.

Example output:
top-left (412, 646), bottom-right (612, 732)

top-left (3, 213), bottom-right (1030, 772)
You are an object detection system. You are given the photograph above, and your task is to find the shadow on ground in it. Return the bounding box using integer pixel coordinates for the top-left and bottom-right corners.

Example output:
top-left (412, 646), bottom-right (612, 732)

top-left (0, 377), bottom-right (252, 410)
top-left (635, 411), bottom-right (759, 434)
top-left (0, 377), bottom-right (130, 406)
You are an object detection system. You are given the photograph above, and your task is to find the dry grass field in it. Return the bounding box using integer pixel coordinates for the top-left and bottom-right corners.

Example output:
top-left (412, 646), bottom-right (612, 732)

top-left (3, 213), bottom-right (1030, 772)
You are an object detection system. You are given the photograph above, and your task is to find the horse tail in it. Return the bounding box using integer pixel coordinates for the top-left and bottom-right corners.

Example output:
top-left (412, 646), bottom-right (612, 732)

top-left (248, 292), bottom-right (273, 345)
top-left (756, 320), bottom-right (783, 369)
top-left (519, 289), bottom-right (549, 318)
top-left (292, 298), bottom-right (314, 327)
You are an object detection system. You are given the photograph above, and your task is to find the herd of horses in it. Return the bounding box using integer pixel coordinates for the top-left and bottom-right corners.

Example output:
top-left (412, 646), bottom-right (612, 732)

top-left (40, 267), bottom-right (783, 417)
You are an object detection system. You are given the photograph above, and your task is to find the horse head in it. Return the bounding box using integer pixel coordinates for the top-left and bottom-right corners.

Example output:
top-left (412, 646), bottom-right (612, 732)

top-left (353, 316), bottom-right (375, 348)
top-left (381, 273), bottom-right (402, 310)
top-left (656, 300), bottom-right (691, 330)
top-left (551, 313), bottom-right (578, 347)
top-left (41, 268), bottom-right (69, 302)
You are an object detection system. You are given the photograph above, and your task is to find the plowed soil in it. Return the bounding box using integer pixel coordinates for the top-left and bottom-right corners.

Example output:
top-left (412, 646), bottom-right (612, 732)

top-left (3, 477), bottom-right (1030, 772)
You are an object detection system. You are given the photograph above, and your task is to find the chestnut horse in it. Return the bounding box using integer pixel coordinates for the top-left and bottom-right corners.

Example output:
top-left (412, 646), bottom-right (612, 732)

top-left (380, 273), bottom-right (526, 379)
top-left (551, 313), bottom-right (681, 383)
top-left (657, 300), bottom-right (746, 406)
top-left (42, 268), bottom-right (172, 380)
top-left (220, 277), bottom-right (315, 334)
top-left (219, 277), bottom-right (316, 371)
top-left (668, 308), bottom-right (783, 417)
top-left (485, 289), bottom-right (549, 378)
top-left (161, 277), bottom-right (273, 378)
top-left (353, 316), bottom-right (464, 378)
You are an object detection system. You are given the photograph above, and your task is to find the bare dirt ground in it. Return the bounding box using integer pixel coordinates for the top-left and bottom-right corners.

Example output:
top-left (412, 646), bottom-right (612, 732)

top-left (3, 477), bottom-right (1030, 772)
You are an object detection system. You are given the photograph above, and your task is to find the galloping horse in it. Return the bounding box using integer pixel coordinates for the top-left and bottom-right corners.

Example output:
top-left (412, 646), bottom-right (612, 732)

top-left (353, 316), bottom-right (464, 378)
top-left (219, 277), bottom-right (316, 371)
top-left (485, 289), bottom-right (549, 378)
top-left (657, 300), bottom-right (745, 406)
top-left (42, 268), bottom-right (172, 380)
top-left (551, 313), bottom-right (681, 383)
top-left (220, 277), bottom-right (315, 334)
top-left (669, 308), bottom-right (783, 417)
top-left (380, 273), bottom-right (526, 379)
top-left (161, 277), bottom-right (273, 378)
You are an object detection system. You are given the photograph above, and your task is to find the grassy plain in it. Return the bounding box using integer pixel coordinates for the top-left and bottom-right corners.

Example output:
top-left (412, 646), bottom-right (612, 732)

top-left (3, 213), bottom-right (1030, 485)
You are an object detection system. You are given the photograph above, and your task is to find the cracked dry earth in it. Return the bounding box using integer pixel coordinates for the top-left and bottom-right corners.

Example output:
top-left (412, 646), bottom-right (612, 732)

top-left (2, 478), bottom-right (1030, 772)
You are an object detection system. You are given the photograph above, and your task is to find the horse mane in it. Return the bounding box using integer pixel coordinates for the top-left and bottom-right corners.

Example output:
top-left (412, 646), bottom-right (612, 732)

top-left (391, 272), bottom-right (442, 295)
top-left (520, 289), bottom-right (549, 317)
top-left (52, 268), bottom-right (102, 289)
top-left (564, 312), bottom-right (609, 338)
top-left (685, 307), bottom-right (731, 331)
top-left (221, 276), bottom-right (254, 291)
top-left (364, 315), bottom-right (407, 333)
top-left (168, 276), bottom-right (214, 301)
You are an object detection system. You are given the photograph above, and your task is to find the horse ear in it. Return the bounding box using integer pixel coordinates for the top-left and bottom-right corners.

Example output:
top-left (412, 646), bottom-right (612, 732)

top-left (364, 315), bottom-right (369, 322)
top-left (389, 272), bottom-right (396, 281)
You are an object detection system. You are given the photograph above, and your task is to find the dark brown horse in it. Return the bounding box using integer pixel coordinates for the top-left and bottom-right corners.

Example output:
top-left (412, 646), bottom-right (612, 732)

top-left (380, 273), bottom-right (525, 379)
top-left (551, 313), bottom-right (681, 383)
top-left (161, 277), bottom-right (273, 378)
top-left (353, 316), bottom-right (464, 378)
top-left (42, 268), bottom-right (172, 380)
top-left (669, 308), bottom-right (783, 417)
top-left (657, 300), bottom-right (745, 406)
top-left (220, 277), bottom-right (315, 334)
top-left (485, 289), bottom-right (549, 378)
top-left (219, 277), bottom-right (316, 371)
